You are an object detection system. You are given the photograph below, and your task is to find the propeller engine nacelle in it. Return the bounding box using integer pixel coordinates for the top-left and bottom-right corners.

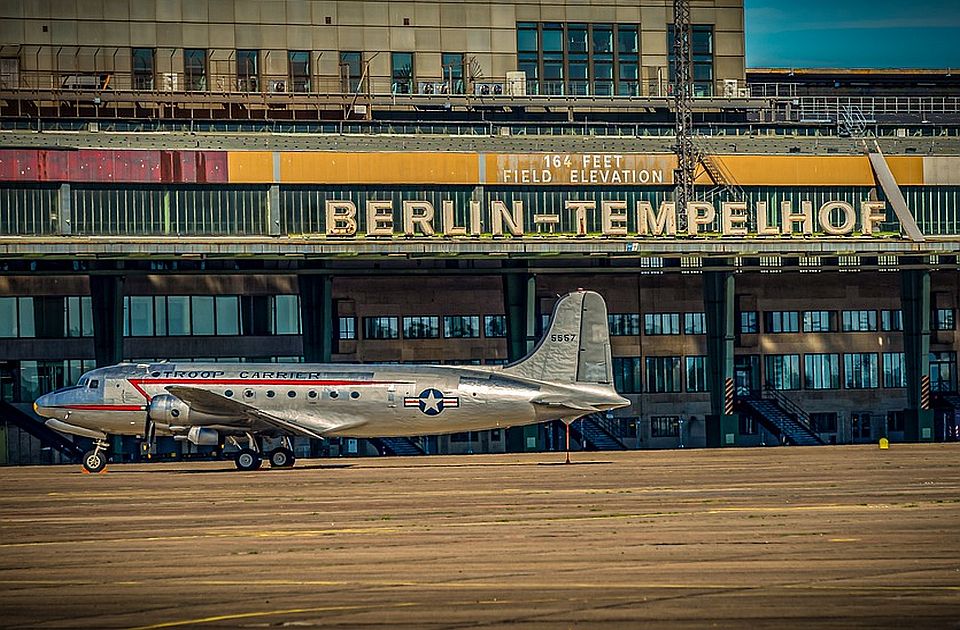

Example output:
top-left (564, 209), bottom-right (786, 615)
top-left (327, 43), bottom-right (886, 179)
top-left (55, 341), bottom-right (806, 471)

top-left (147, 394), bottom-right (191, 426)
top-left (173, 426), bottom-right (220, 446)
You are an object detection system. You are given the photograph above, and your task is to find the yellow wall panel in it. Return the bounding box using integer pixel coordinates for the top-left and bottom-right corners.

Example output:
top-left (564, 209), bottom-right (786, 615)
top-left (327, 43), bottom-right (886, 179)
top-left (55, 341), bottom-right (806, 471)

top-left (280, 152), bottom-right (479, 185)
top-left (227, 151), bottom-right (274, 183)
top-left (702, 155), bottom-right (925, 187)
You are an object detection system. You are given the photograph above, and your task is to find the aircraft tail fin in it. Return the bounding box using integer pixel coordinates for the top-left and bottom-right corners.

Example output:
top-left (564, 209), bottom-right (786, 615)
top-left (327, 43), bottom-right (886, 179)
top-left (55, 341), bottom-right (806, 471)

top-left (501, 290), bottom-right (614, 386)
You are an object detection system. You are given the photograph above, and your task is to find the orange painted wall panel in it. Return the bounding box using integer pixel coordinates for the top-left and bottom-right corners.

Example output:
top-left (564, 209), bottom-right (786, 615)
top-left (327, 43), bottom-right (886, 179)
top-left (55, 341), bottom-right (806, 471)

top-left (227, 151), bottom-right (274, 183)
top-left (280, 152), bottom-right (479, 185)
top-left (702, 155), bottom-right (925, 187)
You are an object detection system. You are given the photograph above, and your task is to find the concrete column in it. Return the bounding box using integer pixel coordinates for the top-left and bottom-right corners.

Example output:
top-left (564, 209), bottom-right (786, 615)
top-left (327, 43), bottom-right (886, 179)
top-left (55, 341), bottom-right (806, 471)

top-left (502, 264), bottom-right (538, 451)
top-left (703, 260), bottom-right (739, 447)
top-left (89, 274), bottom-right (125, 367)
top-left (298, 273), bottom-right (333, 363)
top-left (57, 183), bottom-right (72, 235)
top-left (901, 262), bottom-right (934, 442)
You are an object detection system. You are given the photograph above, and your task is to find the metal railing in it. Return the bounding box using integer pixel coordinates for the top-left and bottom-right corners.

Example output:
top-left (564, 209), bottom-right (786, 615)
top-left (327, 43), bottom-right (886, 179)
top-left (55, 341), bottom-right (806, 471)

top-left (761, 381), bottom-right (818, 437)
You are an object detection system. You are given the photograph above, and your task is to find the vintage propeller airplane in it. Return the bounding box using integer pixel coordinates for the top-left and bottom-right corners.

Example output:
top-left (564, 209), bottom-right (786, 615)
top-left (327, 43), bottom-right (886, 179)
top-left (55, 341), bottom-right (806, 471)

top-left (34, 290), bottom-right (629, 472)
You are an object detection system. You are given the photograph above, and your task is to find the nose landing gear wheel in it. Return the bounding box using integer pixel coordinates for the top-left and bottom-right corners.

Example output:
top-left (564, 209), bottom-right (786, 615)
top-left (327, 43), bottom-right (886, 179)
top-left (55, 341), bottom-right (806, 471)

top-left (269, 448), bottom-right (296, 468)
top-left (234, 448), bottom-right (262, 471)
top-left (81, 449), bottom-right (108, 474)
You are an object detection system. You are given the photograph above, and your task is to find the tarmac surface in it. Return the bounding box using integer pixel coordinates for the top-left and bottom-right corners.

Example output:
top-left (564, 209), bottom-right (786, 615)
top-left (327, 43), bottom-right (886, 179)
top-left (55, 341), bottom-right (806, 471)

top-left (0, 445), bottom-right (958, 629)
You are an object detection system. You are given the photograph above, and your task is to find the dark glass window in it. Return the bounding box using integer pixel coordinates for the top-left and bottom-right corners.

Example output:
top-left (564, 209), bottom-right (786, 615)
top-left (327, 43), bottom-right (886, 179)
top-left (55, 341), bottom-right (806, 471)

top-left (340, 51), bottom-right (362, 92)
top-left (609, 313), bottom-right (641, 336)
top-left (810, 412), bottom-right (838, 433)
top-left (651, 416), bottom-right (679, 438)
top-left (844, 353), bottom-right (879, 389)
top-left (738, 311), bottom-right (758, 334)
top-left (237, 49), bottom-right (259, 92)
top-left (443, 316), bottom-right (480, 339)
top-left (613, 357), bottom-right (641, 394)
top-left (338, 316), bottom-right (357, 340)
top-left (804, 354), bottom-right (840, 389)
top-left (930, 351), bottom-right (957, 392)
top-left (803, 310), bottom-right (836, 333)
top-left (391, 52), bottom-right (414, 94)
top-left (483, 315), bottom-right (506, 338)
top-left (441, 53), bottom-right (465, 93)
top-left (842, 310), bottom-right (878, 332)
top-left (765, 354), bottom-right (800, 390)
top-left (644, 313), bottom-right (680, 335)
top-left (184, 49), bottom-right (206, 91)
top-left (881, 309), bottom-right (903, 331)
top-left (882, 352), bottom-right (906, 388)
top-left (764, 311), bottom-right (800, 333)
top-left (403, 316), bottom-right (439, 339)
top-left (934, 308), bottom-right (956, 331)
top-left (288, 50), bottom-right (310, 92)
top-left (364, 316), bottom-right (399, 340)
top-left (685, 356), bottom-right (708, 392)
top-left (517, 22), bottom-right (539, 52)
top-left (645, 356), bottom-right (682, 393)
top-left (684, 312), bottom-right (705, 335)
top-left (617, 25), bottom-right (639, 96)
top-left (668, 24), bottom-right (714, 96)
top-left (132, 48), bottom-right (155, 89)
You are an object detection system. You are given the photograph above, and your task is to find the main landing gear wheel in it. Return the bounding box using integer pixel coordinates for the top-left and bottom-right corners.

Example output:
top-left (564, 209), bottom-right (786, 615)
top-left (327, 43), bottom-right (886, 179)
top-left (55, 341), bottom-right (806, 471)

top-left (81, 449), bottom-right (108, 474)
top-left (269, 448), bottom-right (296, 468)
top-left (234, 448), bottom-right (262, 471)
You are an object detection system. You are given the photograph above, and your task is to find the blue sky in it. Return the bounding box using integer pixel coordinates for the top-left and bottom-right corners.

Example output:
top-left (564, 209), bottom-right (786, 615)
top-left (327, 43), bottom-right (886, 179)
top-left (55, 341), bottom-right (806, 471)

top-left (745, 0), bottom-right (960, 68)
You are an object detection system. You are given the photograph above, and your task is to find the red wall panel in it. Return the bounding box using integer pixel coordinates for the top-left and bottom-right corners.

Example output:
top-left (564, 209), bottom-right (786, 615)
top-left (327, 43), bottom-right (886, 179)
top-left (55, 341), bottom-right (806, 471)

top-left (0, 149), bottom-right (228, 183)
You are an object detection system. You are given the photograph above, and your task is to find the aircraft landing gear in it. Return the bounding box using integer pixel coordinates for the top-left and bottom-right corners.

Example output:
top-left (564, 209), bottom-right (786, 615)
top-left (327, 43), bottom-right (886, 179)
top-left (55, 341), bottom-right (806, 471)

top-left (268, 448), bottom-right (295, 468)
top-left (234, 448), bottom-right (262, 471)
top-left (81, 439), bottom-right (109, 473)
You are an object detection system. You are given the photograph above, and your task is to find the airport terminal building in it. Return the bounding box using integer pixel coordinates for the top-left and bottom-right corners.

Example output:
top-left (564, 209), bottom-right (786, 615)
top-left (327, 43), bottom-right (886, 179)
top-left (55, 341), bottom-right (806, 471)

top-left (0, 0), bottom-right (958, 463)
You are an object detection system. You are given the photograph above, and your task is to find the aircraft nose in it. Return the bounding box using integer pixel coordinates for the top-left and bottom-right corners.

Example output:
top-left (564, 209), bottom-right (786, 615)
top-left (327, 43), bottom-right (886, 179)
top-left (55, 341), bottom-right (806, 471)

top-left (34, 393), bottom-right (56, 418)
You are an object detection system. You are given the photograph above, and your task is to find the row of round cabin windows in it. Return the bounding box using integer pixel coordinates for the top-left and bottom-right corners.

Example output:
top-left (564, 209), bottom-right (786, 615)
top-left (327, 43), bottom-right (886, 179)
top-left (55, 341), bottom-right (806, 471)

top-left (223, 389), bottom-right (361, 400)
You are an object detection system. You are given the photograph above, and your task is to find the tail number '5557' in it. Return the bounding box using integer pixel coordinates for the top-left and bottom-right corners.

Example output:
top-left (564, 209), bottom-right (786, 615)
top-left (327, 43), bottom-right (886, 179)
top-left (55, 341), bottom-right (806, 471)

top-left (550, 334), bottom-right (577, 343)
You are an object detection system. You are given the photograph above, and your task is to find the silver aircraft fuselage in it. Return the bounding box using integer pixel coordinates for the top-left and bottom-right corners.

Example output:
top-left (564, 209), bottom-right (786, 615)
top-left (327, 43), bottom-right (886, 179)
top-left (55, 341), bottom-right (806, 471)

top-left (35, 361), bottom-right (627, 441)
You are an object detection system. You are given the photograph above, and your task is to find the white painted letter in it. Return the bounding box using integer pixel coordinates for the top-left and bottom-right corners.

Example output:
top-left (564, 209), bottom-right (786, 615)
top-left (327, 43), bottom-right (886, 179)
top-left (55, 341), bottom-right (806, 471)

top-left (818, 201), bottom-right (856, 236)
top-left (721, 202), bottom-right (748, 237)
top-left (325, 200), bottom-right (357, 236)
top-left (686, 202), bottom-right (716, 236)
top-left (601, 200), bottom-right (628, 236)
top-left (636, 201), bottom-right (677, 236)
top-left (402, 200), bottom-right (435, 236)
top-left (365, 200), bottom-right (394, 237)
top-left (860, 201), bottom-right (887, 235)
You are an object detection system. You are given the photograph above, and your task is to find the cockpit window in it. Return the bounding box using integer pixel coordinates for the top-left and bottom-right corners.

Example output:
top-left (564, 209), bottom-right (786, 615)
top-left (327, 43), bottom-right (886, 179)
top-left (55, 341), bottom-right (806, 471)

top-left (88, 379), bottom-right (100, 389)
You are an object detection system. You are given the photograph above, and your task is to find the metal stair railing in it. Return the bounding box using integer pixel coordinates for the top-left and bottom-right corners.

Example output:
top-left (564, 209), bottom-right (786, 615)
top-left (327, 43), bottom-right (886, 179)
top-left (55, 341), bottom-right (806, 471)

top-left (760, 382), bottom-right (820, 439)
top-left (0, 400), bottom-right (84, 461)
top-left (588, 415), bottom-right (631, 448)
top-left (697, 151), bottom-right (746, 202)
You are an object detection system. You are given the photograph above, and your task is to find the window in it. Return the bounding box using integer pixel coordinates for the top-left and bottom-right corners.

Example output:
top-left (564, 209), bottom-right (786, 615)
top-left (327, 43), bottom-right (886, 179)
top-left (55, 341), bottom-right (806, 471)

top-left (542, 22), bottom-right (564, 95)
top-left (803, 311), bottom-right (836, 333)
top-left (645, 356), bottom-right (682, 393)
top-left (190, 296), bottom-right (215, 336)
top-left (685, 356), bottom-right (707, 392)
top-left (644, 313), bottom-right (680, 335)
top-left (851, 412), bottom-right (871, 439)
top-left (132, 48), bottom-right (155, 89)
top-left (0, 297), bottom-right (18, 337)
top-left (517, 22), bottom-right (539, 94)
top-left (612, 357), bottom-right (641, 394)
top-left (882, 352), bottom-right (906, 388)
top-left (127, 296), bottom-right (154, 336)
top-left (340, 52), bottom-right (363, 92)
top-left (403, 316), bottom-right (439, 339)
top-left (608, 313), bottom-right (640, 336)
top-left (842, 310), bottom-right (878, 332)
top-left (738, 311), bottom-right (758, 334)
top-left (441, 52), bottom-right (465, 93)
top-left (651, 416), bottom-right (679, 438)
top-left (934, 308), bottom-right (956, 331)
top-left (887, 410), bottom-right (905, 433)
top-left (166, 296), bottom-right (191, 335)
top-left (764, 311), bottom-right (799, 333)
top-left (274, 295), bottom-right (301, 335)
top-left (237, 49), bottom-right (259, 92)
top-left (184, 49), bottom-right (207, 90)
top-left (804, 354), bottom-right (840, 390)
top-left (568, 23), bottom-right (588, 95)
top-left (215, 296), bottom-right (240, 335)
top-left (444, 316), bottom-right (480, 339)
top-left (669, 25), bottom-right (714, 96)
top-left (391, 52), bottom-right (414, 94)
top-left (592, 23), bottom-right (614, 95)
top-left (338, 316), bottom-right (357, 340)
top-left (810, 412), bottom-right (838, 433)
top-left (881, 309), bottom-right (903, 332)
top-left (684, 312), bottom-right (705, 335)
top-left (65, 297), bottom-right (93, 338)
top-left (765, 354), bottom-right (800, 390)
top-left (483, 315), bottom-right (506, 338)
top-left (844, 353), bottom-right (879, 389)
top-left (288, 50), bottom-right (310, 92)
top-left (617, 25), bottom-right (639, 96)
top-left (930, 351), bottom-right (956, 393)
top-left (364, 316), bottom-right (399, 339)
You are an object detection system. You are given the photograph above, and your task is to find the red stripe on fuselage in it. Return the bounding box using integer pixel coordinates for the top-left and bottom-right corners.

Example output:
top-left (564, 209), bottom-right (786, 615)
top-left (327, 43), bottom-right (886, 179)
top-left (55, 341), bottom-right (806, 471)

top-left (55, 404), bottom-right (146, 412)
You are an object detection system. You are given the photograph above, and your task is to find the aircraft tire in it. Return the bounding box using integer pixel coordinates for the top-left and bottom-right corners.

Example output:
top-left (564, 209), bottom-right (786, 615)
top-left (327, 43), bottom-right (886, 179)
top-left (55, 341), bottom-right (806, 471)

top-left (269, 448), bottom-right (295, 468)
top-left (234, 448), bottom-right (262, 471)
top-left (81, 450), bottom-right (107, 474)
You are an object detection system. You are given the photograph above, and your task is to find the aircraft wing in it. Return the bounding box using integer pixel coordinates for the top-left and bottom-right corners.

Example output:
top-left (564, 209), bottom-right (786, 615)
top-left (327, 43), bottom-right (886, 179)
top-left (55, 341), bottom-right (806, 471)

top-left (164, 385), bottom-right (327, 440)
